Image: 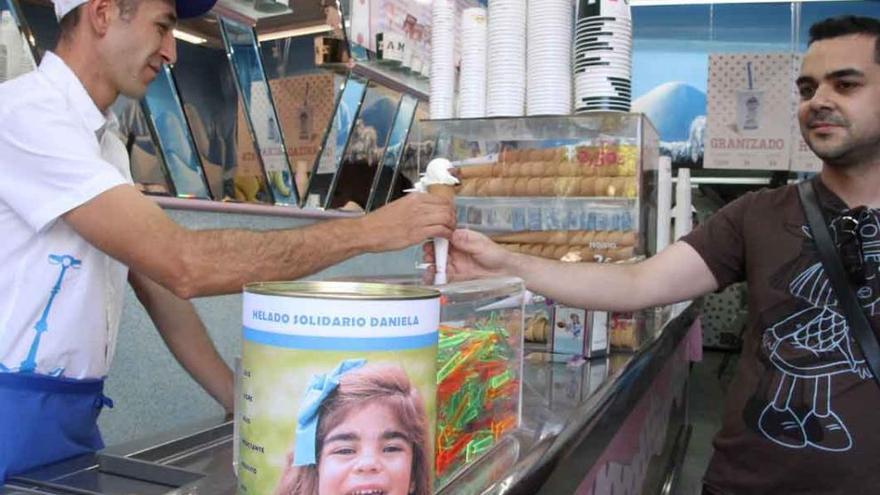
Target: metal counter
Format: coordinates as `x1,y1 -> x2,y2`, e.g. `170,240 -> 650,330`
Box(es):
2,303 -> 698,495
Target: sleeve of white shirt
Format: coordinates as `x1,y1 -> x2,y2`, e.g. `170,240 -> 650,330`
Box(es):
0,100 -> 128,233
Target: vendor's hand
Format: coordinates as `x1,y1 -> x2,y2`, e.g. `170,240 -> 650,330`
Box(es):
359,193 -> 455,252
423,229 -> 512,282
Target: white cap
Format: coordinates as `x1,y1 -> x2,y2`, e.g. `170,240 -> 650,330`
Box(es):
53,0 -> 217,22
54,0 -> 87,21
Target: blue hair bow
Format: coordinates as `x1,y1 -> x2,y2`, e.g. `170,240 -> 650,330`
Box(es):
293,358 -> 367,466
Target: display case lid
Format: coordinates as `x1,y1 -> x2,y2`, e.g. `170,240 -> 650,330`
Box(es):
330,275 -> 525,305
420,114 -> 657,142
244,280 -> 440,300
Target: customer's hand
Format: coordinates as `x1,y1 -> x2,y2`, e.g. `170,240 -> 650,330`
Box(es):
423,229 -> 513,282
359,193 -> 456,252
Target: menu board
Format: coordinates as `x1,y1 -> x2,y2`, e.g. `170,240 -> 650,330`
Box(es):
705,53 -> 795,171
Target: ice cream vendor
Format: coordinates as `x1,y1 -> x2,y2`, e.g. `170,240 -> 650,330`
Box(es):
0,0 -> 455,481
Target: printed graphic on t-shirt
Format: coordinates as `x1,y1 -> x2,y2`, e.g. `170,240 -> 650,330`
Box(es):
0,254 -> 79,376
755,210 -> 880,452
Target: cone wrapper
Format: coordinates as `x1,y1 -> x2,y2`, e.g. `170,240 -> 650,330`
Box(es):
426,184 -> 454,284
433,237 -> 449,285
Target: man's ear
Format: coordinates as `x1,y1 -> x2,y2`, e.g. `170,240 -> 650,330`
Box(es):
83,0 -> 116,36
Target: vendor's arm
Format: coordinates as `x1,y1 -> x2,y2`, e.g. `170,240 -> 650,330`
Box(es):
0,95 -> 452,300
64,186 -> 454,298
128,270 -> 234,412
440,229 -> 719,312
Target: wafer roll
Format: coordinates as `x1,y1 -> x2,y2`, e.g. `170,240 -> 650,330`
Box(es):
595,177 -> 613,196
507,162 -> 522,177
487,178 -> 505,196
579,177 -> 595,196
539,178 -> 555,196
458,179 -> 477,196
476,178 -> 491,196
502,178 -> 516,196
463,164 -> 495,178
526,178 -> 541,196
554,178 -> 578,197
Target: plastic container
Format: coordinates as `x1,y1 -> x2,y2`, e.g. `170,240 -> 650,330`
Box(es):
330,276 -> 526,487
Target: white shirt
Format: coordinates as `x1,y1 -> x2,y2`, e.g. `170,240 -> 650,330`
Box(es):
0,52 -> 132,379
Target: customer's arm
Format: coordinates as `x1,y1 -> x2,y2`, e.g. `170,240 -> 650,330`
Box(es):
439,229 -> 719,312
128,270 -> 234,412
63,185 -> 455,299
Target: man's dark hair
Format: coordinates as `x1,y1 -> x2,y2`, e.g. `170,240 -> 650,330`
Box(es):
808,15 -> 880,64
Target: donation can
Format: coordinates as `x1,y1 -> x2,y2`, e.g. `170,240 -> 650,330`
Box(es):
238,281 -> 440,495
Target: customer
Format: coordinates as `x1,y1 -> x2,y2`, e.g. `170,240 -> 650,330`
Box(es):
0,0 -> 454,481
432,15 -> 880,495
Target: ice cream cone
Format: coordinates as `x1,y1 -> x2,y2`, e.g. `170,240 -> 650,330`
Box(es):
458,179 -> 477,196
414,158 -> 459,285
427,183 -> 456,200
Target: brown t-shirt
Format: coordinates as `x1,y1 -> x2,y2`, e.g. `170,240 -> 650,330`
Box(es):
683,177 -> 880,495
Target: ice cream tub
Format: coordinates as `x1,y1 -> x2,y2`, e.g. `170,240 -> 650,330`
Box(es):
238,281 -> 440,495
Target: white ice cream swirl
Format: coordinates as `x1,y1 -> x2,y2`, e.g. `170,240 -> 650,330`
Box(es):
410,157 -> 460,192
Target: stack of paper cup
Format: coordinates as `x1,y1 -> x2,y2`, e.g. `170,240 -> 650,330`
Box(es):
487,0 -> 527,117
526,0 -> 573,116
431,0 -> 456,119
574,0 -> 633,113
459,7 -> 488,119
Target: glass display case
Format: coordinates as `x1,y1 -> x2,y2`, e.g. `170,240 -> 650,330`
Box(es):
416,114 -> 660,258
330,275 -> 525,489
431,277 -> 523,487
414,114 -> 660,352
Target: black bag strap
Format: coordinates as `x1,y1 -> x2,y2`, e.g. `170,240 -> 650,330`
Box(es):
797,180 -> 880,388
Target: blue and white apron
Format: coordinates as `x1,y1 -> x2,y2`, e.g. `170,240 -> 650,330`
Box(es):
0,372 -> 112,482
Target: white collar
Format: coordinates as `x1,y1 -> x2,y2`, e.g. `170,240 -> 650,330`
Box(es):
38,51 -> 112,135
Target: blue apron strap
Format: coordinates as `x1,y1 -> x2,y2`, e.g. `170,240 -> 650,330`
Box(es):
0,372 -> 110,482
95,393 -> 114,409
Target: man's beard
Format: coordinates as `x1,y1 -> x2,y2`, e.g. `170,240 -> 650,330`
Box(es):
803,109 -> 854,166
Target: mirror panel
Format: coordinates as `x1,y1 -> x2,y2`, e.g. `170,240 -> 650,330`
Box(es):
326,82 -> 402,211
221,17 -> 297,205
111,97 -> 175,195
260,35 -> 339,201
367,94 -> 418,211
303,74 -> 367,209
142,66 -> 212,199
